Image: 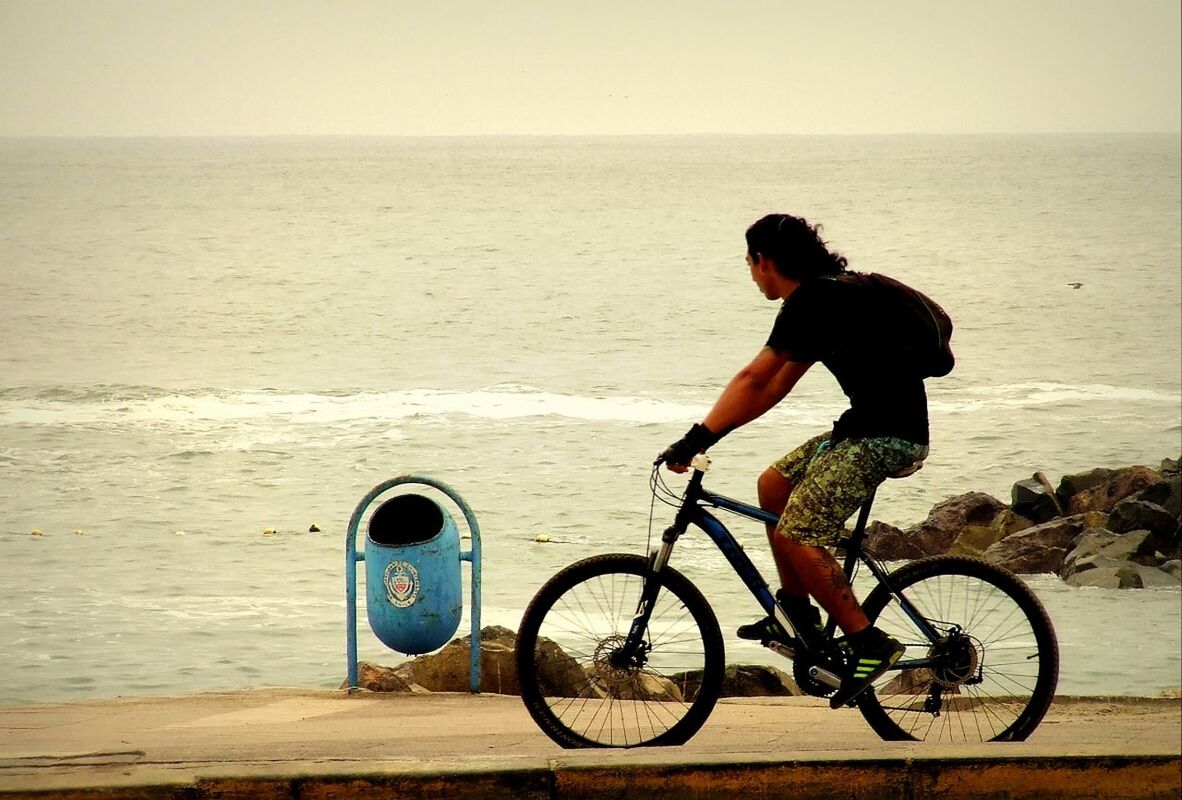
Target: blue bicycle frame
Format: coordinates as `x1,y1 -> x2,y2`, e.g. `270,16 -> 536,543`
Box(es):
626,458 -> 942,680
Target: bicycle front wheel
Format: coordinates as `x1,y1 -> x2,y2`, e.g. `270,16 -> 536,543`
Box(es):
515,553 -> 724,748
858,555 -> 1059,743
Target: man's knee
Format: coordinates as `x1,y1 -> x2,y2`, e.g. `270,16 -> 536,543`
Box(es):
758,468 -> 792,513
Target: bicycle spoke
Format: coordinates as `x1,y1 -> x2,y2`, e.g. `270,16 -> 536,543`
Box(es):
858,556 -> 1057,743
518,554 -> 722,748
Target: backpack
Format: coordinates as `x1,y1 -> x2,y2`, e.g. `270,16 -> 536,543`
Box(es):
836,271 -> 955,378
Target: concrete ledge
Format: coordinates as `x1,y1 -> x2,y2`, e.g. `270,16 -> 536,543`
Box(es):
552,754 -> 1181,800
1,754 -> 1178,800
2,692 -> 1178,799
911,756 -> 1182,800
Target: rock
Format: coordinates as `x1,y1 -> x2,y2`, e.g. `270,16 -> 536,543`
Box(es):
983,513 -> 1103,574
1162,457 -> 1180,476
1108,498 -> 1181,560
1062,556 -> 1180,588
1134,564 -> 1182,588
1153,523 -> 1182,562
1061,530 -> 1179,587
673,664 -> 801,702
948,508 -> 1036,557
948,525 -> 1008,557
1011,475 -> 1061,524
867,492 -> 1007,560
384,627 -> 812,702
529,636 -> 590,698
718,664 -> 800,698
1162,560 -> 1182,580
992,544 -> 1068,576
1067,553 -> 1143,577
388,625 -> 678,698
1108,499 -> 1178,537
1064,466 -> 1161,515
1134,475 -> 1181,519
1061,527 -> 1121,576
588,669 -> 683,702
1093,530 -> 1160,566
881,667 -> 959,695
993,508 -> 1037,537
395,625 -> 524,695
863,520 -> 914,560
345,661 -> 418,693
1065,565 -> 1144,589
1055,468 -> 1115,503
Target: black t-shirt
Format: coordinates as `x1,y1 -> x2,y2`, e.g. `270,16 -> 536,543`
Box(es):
765,276 -> 929,445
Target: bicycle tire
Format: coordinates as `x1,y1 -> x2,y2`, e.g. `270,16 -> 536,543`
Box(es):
857,554 -> 1059,742
515,553 -> 725,748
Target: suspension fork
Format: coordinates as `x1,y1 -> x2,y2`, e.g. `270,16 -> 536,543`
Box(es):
621,526 -> 675,653
622,469 -> 705,653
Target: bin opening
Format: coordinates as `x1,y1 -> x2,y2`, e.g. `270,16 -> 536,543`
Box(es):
368,494 -> 446,546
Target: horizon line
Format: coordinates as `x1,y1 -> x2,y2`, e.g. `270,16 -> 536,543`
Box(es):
2,130 -> 1180,140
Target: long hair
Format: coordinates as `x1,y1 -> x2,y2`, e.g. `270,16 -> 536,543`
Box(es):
745,214 -> 848,280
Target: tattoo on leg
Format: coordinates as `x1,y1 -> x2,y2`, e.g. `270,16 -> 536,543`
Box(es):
813,553 -> 852,593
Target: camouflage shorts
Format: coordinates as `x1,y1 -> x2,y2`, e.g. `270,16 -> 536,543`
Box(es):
770,432 -> 929,546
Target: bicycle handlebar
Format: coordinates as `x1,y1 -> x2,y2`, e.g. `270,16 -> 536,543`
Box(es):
652,452 -> 713,472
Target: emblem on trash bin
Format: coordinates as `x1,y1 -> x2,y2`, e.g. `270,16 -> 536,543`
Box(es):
383,561 -> 420,608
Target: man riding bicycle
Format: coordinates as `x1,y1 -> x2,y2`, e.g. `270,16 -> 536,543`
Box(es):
659,213 -> 933,708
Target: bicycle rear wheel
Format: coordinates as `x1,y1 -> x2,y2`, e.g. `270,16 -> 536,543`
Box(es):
858,555 -> 1058,742
515,553 -> 724,748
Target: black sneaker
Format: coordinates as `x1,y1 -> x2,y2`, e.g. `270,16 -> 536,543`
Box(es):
736,615 -> 793,644
828,628 -> 905,709
737,594 -> 823,646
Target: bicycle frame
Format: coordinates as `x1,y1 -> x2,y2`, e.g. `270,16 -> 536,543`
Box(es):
627,459 -> 943,680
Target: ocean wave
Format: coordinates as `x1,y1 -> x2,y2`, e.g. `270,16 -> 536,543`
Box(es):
930,381 -> 1181,413
0,384 -> 711,427
1,380 -> 1177,431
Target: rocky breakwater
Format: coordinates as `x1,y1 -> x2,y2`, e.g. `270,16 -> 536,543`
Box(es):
866,457 -> 1182,588
346,624 -> 802,696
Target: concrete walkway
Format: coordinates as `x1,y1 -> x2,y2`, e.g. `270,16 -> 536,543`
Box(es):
0,690 -> 1178,798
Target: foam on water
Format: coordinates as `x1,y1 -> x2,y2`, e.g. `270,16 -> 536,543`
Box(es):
4,380 -> 1177,430
0,384 -> 708,427
932,382 -> 1182,411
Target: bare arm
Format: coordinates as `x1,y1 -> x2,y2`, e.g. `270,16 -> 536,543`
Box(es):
702,348 -> 813,435
659,349 -> 813,471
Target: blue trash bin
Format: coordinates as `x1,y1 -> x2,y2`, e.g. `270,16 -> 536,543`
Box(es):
364,493 -> 462,655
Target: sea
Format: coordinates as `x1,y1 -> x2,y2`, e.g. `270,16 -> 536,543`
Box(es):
1,134 -> 1179,705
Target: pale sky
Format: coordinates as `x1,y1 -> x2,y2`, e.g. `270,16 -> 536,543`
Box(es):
1,0 -> 1179,136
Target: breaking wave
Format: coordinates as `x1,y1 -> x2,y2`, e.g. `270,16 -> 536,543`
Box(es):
0,384 -> 709,427
1,380 -> 1176,431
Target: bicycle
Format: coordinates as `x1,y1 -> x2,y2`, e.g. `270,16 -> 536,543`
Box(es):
515,454 -> 1059,748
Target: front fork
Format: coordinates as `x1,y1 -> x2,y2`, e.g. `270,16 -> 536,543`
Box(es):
624,463 -> 708,655
621,528 -> 677,658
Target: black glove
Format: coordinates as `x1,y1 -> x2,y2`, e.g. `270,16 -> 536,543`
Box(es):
655,423 -> 723,467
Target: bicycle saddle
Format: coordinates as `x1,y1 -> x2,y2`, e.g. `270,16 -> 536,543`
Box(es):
888,461 -> 924,479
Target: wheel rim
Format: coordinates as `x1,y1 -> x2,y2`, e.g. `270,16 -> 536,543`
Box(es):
526,569 -> 711,747
866,571 -> 1051,742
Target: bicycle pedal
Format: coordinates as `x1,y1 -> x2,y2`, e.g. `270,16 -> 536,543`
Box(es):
764,639 -> 797,659
808,665 -> 843,690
